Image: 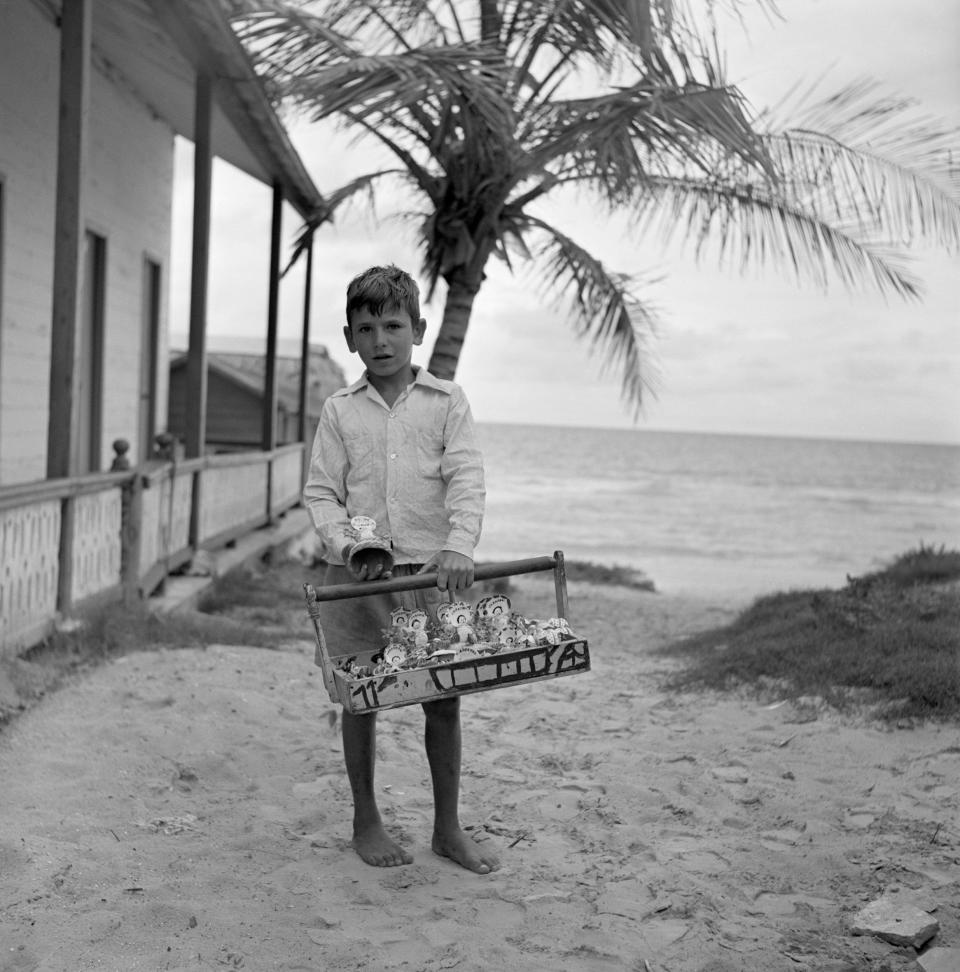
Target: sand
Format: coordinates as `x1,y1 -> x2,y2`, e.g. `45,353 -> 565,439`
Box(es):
1,576 -> 958,972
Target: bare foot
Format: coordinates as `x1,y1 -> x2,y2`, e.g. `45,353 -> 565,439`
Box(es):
432,828 -> 500,874
353,822 -> 413,867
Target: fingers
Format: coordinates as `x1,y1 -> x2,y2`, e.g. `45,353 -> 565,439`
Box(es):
426,554 -> 475,593
350,557 -> 392,582
355,557 -> 470,589
438,566 -> 473,594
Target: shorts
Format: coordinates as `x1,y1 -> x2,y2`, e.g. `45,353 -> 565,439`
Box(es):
315,563 -> 447,668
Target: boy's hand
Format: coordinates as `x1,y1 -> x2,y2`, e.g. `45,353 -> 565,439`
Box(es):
418,551 -> 475,593
341,543 -> 393,582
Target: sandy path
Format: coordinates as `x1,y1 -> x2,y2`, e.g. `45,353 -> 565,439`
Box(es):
1,578 -> 957,971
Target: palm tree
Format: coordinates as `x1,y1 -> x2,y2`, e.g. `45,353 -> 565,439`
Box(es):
230,0 -> 959,415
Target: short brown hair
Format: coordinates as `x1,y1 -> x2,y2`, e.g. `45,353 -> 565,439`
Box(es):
345,265 -> 421,328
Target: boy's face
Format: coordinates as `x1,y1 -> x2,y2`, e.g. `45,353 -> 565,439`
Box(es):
344,303 -> 426,381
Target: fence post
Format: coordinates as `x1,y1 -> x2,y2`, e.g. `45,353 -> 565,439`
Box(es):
113,439 -> 142,604
57,494 -> 76,618
120,477 -> 143,604
266,450 -> 276,526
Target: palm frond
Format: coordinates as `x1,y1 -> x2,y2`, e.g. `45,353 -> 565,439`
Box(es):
235,6 -> 514,137
233,5 -> 356,81
630,175 -> 923,298
232,0 -> 459,59
523,74 -> 773,195
281,170 -> 398,276
527,216 -> 661,414
757,79 -> 960,250
504,0 -> 680,69
293,0 -> 468,48
275,45 -> 513,137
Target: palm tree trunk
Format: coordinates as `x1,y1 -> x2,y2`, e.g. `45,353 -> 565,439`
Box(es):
427,266 -> 484,380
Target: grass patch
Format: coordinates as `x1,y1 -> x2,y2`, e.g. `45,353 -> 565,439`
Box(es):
561,560 -> 655,592
470,558 -> 655,595
658,545 -> 960,722
197,548 -> 320,620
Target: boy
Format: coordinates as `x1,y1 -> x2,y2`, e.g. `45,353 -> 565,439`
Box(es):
303,265 -> 498,874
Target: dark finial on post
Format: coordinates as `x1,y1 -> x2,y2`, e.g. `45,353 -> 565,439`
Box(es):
111,438 -> 131,470
154,432 -> 175,461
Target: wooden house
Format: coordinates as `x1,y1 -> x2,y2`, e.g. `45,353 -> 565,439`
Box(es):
0,0 -> 329,655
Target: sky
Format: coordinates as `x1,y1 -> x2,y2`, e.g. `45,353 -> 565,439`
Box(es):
169,0 -> 960,445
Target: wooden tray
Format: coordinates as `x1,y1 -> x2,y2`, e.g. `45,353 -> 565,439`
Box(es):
304,552 -> 590,713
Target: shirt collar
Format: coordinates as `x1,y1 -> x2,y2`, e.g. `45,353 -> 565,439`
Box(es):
340,366 -> 451,398
410,366 -> 452,394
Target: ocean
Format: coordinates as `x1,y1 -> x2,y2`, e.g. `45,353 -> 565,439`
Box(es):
472,423 -> 960,598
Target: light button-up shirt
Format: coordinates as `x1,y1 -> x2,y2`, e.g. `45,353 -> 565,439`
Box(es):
303,368 -> 485,565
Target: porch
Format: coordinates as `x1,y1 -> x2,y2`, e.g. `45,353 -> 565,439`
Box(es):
0,442 -> 312,658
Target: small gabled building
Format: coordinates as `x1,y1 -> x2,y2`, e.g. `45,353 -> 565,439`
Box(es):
169,348 -> 346,452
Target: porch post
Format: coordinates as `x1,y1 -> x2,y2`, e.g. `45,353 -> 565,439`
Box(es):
185,71 -> 214,462
297,232 -> 314,444
186,71 -> 214,550
263,184 -> 282,523
47,0 -> 92,480
48,0 -> 92,617
262,182 -> 282,453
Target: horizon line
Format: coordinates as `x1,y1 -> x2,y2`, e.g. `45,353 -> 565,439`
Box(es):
474,418 -> 960,450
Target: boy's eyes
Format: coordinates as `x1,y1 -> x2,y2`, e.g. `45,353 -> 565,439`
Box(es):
357,322 -> 403,333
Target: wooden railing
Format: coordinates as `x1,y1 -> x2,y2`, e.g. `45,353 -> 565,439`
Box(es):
0,442 -> 305,658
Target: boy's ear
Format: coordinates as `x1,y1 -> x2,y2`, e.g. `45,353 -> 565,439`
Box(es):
343,324 -> 357,353
412,317 -> 427,346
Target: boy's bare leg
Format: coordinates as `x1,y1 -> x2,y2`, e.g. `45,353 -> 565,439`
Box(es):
341,710 -> 412,866
423,697 -> 500,874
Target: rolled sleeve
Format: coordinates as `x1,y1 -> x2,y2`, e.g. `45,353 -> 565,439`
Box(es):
302,403 -> 354,563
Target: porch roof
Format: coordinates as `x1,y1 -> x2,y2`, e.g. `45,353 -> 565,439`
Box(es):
81,0 -> 324,218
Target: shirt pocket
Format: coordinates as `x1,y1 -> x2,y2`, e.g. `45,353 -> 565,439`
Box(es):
416,427 -> 445,481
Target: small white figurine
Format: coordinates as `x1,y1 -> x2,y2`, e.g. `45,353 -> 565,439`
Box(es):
389,607 -> 412,629
345,515 -> 394,576
407,609 -> 430,647
475,594 -> 511,619
382,643 -> 406,668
